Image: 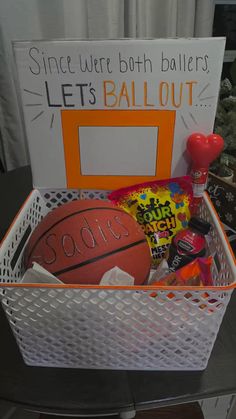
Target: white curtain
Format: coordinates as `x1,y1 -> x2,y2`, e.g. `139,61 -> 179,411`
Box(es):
0,0 -> 215,171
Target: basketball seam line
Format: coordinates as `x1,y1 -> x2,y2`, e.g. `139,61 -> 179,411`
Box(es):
52,239 -> 147,277
26,206 -> 129,261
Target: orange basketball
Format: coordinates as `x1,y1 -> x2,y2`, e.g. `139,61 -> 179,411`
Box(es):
24,200 -> 151,285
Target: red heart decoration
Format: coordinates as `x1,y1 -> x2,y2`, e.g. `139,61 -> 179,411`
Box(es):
187,133 -> 224,167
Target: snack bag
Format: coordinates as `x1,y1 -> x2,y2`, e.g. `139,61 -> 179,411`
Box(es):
150,256 -> 213,301
109,177 -> 192,265
154,257 -> 213,287
149,256 -> 213,286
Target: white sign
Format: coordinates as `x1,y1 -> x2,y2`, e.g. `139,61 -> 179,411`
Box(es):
13,38 -> 225,189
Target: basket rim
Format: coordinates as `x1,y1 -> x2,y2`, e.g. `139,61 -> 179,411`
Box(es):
0,281 -> 235,291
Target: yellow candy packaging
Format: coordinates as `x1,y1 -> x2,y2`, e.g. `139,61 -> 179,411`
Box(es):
109,177 -> 193,265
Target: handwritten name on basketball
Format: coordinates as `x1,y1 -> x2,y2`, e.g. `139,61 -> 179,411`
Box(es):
32,215 -> 130,265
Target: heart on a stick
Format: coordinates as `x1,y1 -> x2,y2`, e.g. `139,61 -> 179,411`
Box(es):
187,133 -> 224,167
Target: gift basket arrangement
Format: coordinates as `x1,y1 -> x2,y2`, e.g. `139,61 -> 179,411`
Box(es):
0,38 -> 235,370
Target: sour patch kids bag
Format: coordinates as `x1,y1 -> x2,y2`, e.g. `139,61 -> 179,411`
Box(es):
109,177 -> 193,265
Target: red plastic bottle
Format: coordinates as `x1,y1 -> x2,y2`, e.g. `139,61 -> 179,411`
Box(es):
167,217 -> 211,272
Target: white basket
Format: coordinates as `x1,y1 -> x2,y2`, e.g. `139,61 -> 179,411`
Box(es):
0,189 -> 235,370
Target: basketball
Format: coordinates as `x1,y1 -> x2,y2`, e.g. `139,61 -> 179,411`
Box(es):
24,200 -> 151,285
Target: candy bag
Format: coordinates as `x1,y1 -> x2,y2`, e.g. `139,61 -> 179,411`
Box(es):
109,177 -> 193,265
152,256 -> 213,287
149,257 -> 213,302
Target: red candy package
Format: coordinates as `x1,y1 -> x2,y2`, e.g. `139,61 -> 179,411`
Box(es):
109,177 -> 193,265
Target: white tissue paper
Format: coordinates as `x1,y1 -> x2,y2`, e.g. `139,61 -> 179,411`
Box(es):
99,266 -> 134,286
21,263 -> 134,286
21,262 -> 63,284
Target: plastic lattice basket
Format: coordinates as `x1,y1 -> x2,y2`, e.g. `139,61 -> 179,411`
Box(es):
0,189 -> 235,370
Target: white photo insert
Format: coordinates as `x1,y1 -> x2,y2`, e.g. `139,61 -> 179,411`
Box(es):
79,126 -> 158,176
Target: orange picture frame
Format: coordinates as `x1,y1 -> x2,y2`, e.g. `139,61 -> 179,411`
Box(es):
61,109 -> 176,190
